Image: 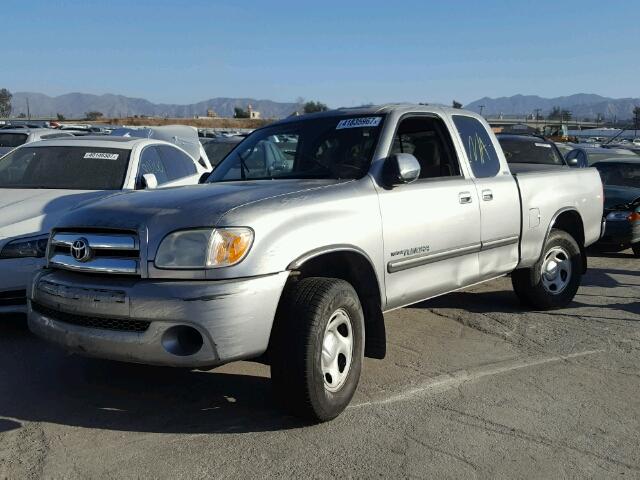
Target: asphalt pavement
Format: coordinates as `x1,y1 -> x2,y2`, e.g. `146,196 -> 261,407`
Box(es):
0,250 -> 638,479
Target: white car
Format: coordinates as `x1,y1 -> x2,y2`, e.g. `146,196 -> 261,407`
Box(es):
0,128 -> 75,156
0,134 -> 211,313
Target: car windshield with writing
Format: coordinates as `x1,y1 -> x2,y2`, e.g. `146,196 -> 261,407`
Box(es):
0,146 -> 131,189
208,115 -> 385,182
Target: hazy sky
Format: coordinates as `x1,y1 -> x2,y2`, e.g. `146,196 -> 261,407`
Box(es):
3,0 -> 638,107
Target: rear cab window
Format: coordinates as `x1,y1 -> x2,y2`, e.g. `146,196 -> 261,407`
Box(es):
452,115 -> 501,178
498,137 -> 565,165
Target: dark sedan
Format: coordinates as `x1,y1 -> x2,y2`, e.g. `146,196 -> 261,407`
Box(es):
593,159 -> 640,257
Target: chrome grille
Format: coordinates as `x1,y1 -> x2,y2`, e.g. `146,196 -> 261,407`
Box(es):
48,230 -> 140,275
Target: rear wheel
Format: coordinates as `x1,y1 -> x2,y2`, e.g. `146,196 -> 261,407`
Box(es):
512,229 -> 582,310
270,277 -> 364,422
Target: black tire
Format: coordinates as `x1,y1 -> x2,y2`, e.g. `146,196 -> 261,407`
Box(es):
511,229 -> 582,310
632,243 -> 640,258
270,277 -> 364,422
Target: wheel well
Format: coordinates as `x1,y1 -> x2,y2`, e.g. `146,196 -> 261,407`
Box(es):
284,251 -> 386,359
552,210 -> 587,273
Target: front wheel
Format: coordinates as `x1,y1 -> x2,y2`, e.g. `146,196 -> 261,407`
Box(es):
270,277 -> 364,422
512,229 -> 582,310
632,243 -> 640,258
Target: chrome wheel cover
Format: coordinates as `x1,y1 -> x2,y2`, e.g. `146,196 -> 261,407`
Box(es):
321,308 -> 353,392
541,246 -> 572,295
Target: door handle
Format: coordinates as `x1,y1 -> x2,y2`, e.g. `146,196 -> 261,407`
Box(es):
482,189 -> 493,201
458,192 -> 473,204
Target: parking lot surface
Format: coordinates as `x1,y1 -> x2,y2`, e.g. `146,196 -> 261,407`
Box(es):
1,251 -> 638,479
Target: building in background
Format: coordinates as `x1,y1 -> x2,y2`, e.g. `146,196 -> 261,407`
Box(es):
247,104 -> 261,119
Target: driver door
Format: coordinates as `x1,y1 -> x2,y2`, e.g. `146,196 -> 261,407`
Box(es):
377,115 -> 481,309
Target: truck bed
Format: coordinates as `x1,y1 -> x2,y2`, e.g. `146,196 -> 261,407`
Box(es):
513,167 -> 603,268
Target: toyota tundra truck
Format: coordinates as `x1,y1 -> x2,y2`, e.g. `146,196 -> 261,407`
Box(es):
27,105 -> 604,422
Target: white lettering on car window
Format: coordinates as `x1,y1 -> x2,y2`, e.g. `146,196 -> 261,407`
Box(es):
84,152 -> 119,160
336,117 -> 382,130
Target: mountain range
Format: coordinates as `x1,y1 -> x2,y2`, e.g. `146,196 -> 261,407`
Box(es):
9,92 -> 301,119
465,94 -> 640,120
6,91 -> 639,120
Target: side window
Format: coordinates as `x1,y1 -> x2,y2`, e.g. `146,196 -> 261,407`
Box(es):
138,146 -> 169,186
452,115 -> 501,178
157,145 -> 197,181
390,116 -> 461,179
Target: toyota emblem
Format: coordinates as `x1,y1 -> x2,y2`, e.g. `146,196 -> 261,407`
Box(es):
71,238 -> 92,262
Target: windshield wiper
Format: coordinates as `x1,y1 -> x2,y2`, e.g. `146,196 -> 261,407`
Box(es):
236,151 -> 251,180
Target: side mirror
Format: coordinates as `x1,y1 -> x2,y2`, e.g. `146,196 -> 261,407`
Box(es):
565,149 -> 588,168
141,173 -> 158,189
198,172 -> 210,184
382,153 -> 421,187
565,156 -> 579,167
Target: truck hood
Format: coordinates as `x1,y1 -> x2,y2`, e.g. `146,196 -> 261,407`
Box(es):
55,180 -> 346,233
0,189 -> 118,243
604,185 -> 640,210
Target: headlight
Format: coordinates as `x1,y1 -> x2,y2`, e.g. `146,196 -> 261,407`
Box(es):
0,235 -> 49,259
155,228 -> 253,269
606,211 -> 631,221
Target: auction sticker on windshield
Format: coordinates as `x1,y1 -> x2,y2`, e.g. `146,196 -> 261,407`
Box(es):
534,143 -> 552,148
336,117 -> 382,130
84,152 -> 120,160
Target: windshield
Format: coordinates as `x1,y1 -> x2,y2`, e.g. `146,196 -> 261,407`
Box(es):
594,162 -> 640,188
499,138 -> 564,165
203,141 -> 240,167
0,146 -> 131,189
208,115 -> 385,182
0,133 -> 28,148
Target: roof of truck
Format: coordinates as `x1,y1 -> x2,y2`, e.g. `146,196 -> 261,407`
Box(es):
274,104 -> 482,126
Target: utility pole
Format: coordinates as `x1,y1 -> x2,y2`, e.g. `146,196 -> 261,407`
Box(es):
479,105 -> 485,117
534,108 -> 541,132
26,97 -> 30,120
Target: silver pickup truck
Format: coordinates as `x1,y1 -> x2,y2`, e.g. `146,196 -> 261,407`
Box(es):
27,105 -> 604,422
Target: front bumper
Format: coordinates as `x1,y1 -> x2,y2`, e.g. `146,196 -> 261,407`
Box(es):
0,257 -> 46,314
28,269 -> 290,367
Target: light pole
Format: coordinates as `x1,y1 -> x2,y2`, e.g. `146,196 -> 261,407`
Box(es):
479,105 -> 485,117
